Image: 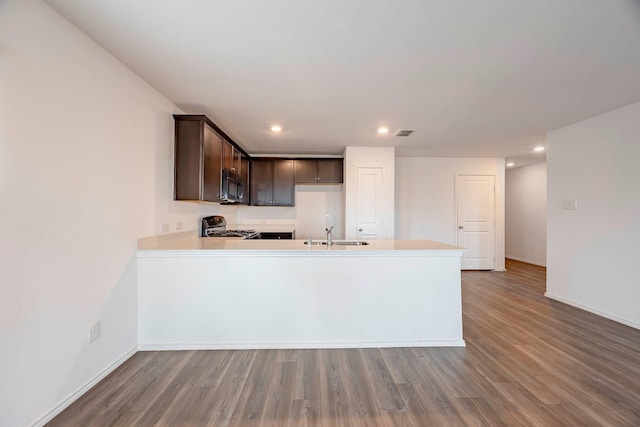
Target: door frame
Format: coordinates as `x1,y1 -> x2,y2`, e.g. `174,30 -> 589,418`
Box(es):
454,173 -> 497,270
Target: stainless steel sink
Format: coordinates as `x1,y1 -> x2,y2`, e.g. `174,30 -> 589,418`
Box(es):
304,240 -> 369,246
333,240 -> 369,245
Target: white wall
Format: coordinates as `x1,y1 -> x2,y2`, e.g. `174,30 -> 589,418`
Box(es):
292,185 -> 344,239
395,157 -> 506,271
547,101 -> 640,329
505,163 -> 547,266
0,1 -> 229,425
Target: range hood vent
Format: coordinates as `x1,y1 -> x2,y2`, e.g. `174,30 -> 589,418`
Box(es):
394,129 -> 415,137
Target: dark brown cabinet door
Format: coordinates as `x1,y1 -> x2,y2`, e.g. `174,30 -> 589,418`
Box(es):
293,158 -> 343,184
222,141 -> 233,170
174,119 -> 202,200
259,232 -> 294,239
250,159 -> 295,206
202,125 -> 223,201
273,159 -> 294,206
250,160 -> 273,206
294,159 -> 318,183
317,159 -> 343,183
234,150 -> 242,173
239,155 -> 250,204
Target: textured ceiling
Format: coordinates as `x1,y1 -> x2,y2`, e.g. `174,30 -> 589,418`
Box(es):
46,0 -> 640,167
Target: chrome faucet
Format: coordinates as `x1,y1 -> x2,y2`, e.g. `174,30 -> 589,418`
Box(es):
325,226 -> 334,246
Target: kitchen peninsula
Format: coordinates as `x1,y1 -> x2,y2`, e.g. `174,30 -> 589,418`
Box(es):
136,235 -> 465,350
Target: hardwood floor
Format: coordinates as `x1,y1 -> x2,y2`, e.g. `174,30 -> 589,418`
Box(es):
48,260 -> 640,426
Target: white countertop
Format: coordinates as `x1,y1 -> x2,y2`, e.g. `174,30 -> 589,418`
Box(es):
137,233 -> 464,257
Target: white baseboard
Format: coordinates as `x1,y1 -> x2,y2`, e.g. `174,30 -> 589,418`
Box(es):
30,346 -> 138,427
138,339 -> 466,351
545,292 -> 640,330
505,255 -> 546,267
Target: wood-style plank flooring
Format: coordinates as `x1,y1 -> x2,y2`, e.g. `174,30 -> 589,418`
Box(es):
48,260 -> 640,426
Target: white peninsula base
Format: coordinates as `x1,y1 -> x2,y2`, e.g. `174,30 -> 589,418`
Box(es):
137,239 -> 465,350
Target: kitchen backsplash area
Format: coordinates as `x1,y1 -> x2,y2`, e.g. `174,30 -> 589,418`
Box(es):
236,185 -> 344,239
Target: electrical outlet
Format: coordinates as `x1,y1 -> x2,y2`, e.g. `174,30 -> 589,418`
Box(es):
176,222 -> 183,230
161,223 -> 169,232
89,321 -> 101,343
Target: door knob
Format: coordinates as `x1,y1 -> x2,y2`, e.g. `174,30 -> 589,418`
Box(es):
358,228 -> 363,232
458,225 -> 464,229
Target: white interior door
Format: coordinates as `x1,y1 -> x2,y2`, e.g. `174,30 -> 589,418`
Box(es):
457,175 -> 495,270
356,167 -> 384,240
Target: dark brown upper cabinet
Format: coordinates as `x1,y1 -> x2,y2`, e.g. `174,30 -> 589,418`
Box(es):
250,158 -> 295,206
239,155 -> 250,204
222,139 -> 249,204
294,158 -> 343,184
222,141 -> 233,171
222,140 -> 243,173
174,115 -> 250,204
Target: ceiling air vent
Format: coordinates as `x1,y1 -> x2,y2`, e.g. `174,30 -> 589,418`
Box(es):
394,129 -> 415,137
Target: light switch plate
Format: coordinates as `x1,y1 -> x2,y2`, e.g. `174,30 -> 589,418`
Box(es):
562,200 -> 577,211
89,321 -> 101,343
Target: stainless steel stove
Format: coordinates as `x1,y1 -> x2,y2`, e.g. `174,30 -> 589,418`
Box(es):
201,215 -> 260,239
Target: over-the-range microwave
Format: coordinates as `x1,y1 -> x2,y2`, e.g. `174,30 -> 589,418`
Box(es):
220,168 -> 242,204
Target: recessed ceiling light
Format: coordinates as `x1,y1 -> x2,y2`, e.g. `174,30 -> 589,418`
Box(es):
377,126 -> 390,135
270,125 -> 282,132
506,162 -> 515,167
534,146 -> 545,152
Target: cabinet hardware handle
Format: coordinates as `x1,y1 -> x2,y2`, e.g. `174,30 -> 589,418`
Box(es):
458,225 -> 464,229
